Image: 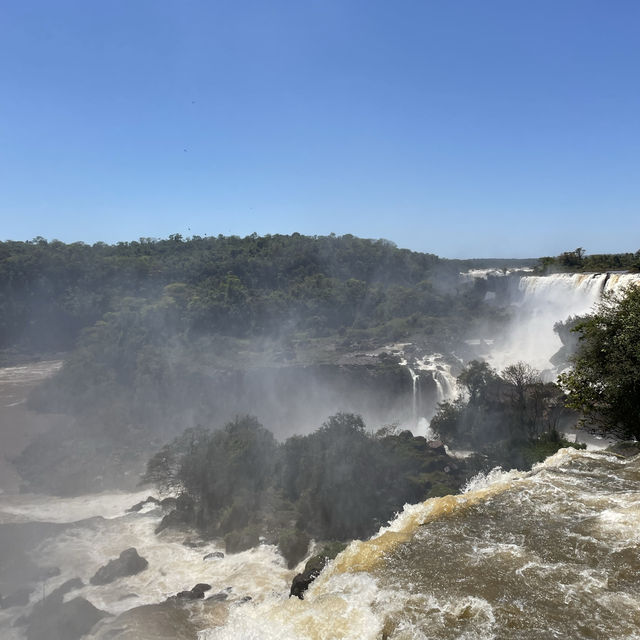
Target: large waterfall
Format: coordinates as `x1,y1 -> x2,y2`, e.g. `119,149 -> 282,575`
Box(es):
486,272 -> 640,374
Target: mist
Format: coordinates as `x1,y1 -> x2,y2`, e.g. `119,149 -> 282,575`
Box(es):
1,236 -> 639,640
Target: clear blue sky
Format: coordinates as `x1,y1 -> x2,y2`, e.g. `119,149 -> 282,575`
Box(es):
1,1 -> 639,258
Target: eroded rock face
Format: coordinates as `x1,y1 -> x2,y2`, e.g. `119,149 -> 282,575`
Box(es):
90,548 -> 148,585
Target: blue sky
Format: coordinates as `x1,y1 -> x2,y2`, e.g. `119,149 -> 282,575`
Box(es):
1,1 -> 639,258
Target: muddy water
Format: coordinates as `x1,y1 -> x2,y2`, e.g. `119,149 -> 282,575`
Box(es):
204,449 -> 640,640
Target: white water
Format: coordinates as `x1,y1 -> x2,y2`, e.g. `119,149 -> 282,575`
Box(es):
398,354 -> 458,438
200,448 -> 640,640
0,492 -> 294,640
488,272 -> 640,374
3,272 -> 640,639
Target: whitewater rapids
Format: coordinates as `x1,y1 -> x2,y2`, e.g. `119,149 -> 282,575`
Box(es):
2,448 -> 637,639
202,448 -> 640,640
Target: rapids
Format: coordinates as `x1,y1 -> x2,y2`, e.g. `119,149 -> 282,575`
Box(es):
202,448 -> 640,640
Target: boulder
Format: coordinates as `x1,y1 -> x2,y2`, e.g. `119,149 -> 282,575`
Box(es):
25,596 -> 106,640
155,495 -> 195,533
169,583 -> 210,601
203,551 -> 224,560
289,542 -> 347,599
90,548 -> 148,585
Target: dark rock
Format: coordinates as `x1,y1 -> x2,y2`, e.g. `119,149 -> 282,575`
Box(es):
126,496 -> 159,512
118,593 -> 139,601
1,586 -> 33,608
237,596 -> 252,604
203,551 -> 224,560
25,596 -> 106,640
90,548 -> 148,585
173,590 -> 202,600
192,583 -> 211,593
155,495 -> 195,534
289,543 -> 347,599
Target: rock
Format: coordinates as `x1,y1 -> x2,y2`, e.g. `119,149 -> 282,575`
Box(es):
167,584 -> 211,601
289,542 -> 347,599
25,596 -> 106,640
90,548 -> 148,585
172,590 -> 203,600
155,495 -> 195,533
203,551 -> 224,560
126,496 -> 159,512
1,586 -> 33,608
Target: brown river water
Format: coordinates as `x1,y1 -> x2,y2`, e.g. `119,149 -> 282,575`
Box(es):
0,361 -> 638,639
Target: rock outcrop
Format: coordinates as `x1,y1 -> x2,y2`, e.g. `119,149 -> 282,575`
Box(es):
90,548 -> 148,585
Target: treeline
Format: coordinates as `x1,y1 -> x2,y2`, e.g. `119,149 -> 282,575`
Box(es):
538,247 -> 640,274
143,412 -> 468,566
0,233 -> 521,354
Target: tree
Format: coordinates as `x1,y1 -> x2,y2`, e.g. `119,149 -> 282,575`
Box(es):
458,360 -> 500,404
558,285 -> 640,439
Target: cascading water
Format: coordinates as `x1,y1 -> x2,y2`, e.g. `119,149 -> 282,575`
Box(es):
486,272 -> 640,374
398,354 -> 458,438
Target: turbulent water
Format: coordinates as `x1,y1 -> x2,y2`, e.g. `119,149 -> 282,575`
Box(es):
203,449 -> 640,640
2,272 -> 640,639
1,448 -> 638,639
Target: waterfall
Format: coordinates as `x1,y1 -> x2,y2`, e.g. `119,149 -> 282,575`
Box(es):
487,272 -> 640,374
409,368 -> 419,425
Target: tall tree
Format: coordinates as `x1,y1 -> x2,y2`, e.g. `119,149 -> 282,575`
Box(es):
558,285 -> 640,439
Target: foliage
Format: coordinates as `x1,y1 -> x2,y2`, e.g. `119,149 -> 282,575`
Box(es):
558,285 -> 640,439
537,248 -> 640,274
144,413 -> 465,543
431,360 -> 569,468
